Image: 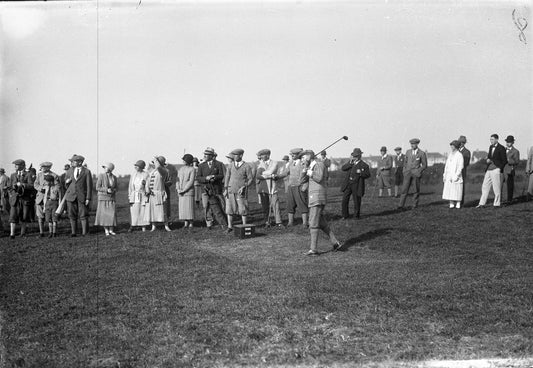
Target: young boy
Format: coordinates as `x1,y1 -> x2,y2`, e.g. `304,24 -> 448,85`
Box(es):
44,174 -> 61,237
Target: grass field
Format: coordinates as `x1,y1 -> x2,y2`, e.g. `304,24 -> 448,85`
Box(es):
1,177 -> 532,367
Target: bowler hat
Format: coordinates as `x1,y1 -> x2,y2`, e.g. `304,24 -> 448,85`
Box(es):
12,159 -> 25,166
182,154 -> 194,165
394,147 -> 402,151
134,160 -> 146,169
257,149 -> 271,156
505,135 -> 515,143
69,154 -> 85,162
40,162 -> 53,168
282,155 -> 289,161
230,148 -> 244,156
351,148 -> 363,157
458,135 -> 467,144
203,147 -> 215,156
102,162 -> 115,171
290,148 -> 303,155
409,138 -> 420,144
380,146 -> 387,152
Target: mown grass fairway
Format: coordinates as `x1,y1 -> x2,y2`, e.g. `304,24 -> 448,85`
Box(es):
1,183 -> 532,367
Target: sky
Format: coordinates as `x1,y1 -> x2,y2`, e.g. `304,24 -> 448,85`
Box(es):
1,0 -> 531,175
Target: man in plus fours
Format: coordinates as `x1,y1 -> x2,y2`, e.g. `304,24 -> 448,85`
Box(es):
301,150 -> 342,256
34,162 -> 60,237
196,147 -> 227,230
64,155 -> 93,236
341,148 -> 371,219
278,148 -> 309,228
256,149 -> 283,228
476,134 -> 507,208
8,159 -> 36,239
224,148 -> 254,233
398,138 -> 428,210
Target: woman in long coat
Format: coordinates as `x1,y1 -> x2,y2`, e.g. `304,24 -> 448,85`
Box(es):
144,156 -> 171,231
176,154 -> 196,228
95,163 -> 118,235
442,140 -> 464,209
128,160 -> 149,232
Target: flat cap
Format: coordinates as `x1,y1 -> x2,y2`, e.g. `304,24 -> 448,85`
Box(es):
230,148 -> 244,155
225,153 -> 234,160
257,149 -> 271,156
380,146 -> 387,152
40,161 -> 53,167
0,168 -> 5,173
282,155 -> 289,161
203,147 -> 215,155
300,149 -> 315,158
394,147 -> 402,151
458,135 -> 467,144
69,154 -> 85,162
290,148 -> 303,155
351,148 -> 363,157
12,159 -> 26,166
409,138 -> 420,144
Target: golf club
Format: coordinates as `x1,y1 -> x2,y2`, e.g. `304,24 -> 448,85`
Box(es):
317,136 -> 349,154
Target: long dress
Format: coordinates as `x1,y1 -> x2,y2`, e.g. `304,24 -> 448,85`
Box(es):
442,150 -> 464,201
95,173 -> 117,226
128,170 -> 149,226
144,167 -> 168,223
177,165 -> 195,220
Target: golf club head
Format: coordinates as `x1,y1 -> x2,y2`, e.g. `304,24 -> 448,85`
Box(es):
343,136 -> 349,140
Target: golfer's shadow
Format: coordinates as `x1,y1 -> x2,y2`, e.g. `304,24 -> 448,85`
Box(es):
340,227 -> 393,251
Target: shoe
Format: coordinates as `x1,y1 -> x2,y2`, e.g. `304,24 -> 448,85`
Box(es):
188,223 -> 193,228
105,233 -> 110,236
164,226 -> 172,232
306,250 -> 320,256
70,234 -> 77,237
333,241 -> 344,252
276,223 -> 285,228
39,233 -> 45,238
475,204 -> 485,209
226,228 -> 233,234
10,235 -> 15,240
109,231 -> 116,236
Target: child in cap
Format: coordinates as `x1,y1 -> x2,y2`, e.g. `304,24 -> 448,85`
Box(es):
44,174 -> 61,237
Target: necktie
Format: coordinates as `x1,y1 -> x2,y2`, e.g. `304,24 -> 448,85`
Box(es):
76,168 -> 80,180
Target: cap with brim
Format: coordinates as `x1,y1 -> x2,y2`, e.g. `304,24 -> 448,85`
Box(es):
351,148 -> 363,157
134,160 -> 146,169
225,153 -> 234,160
69,155 -> 85,162
203,147 -> 215,155
230,148 -> 244,156
0,168 -> 5,173
505,135 -> 515,143
380,146 -> 387,152
290,148 -> 303,155
409,138 -> 420,144
394,147 -> 402,151
282,155 -> 289,161
257,149 -> 271,156
300,149 -> 315,158
102,163 -> 115,171
12,159 -> 25,166
458,135 -> 467,144
40,162 -> 53,167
